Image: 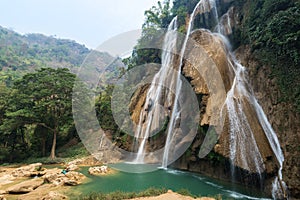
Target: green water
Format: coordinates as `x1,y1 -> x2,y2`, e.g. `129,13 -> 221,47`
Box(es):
75,163 -> 271,200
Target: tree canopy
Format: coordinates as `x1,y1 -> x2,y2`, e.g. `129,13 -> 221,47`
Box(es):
0,68 -> 76,161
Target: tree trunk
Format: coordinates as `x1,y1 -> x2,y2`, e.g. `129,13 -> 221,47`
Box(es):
42,136 -> 46,157
50,130 -> 57,159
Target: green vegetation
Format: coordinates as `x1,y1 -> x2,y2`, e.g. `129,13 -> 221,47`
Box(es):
235,0 -> 300,112
0,26 -> 90,86
79,187 -> 168,200
23,142 -> 89,164
126,0 -> 199,69
176,188 -> 195,197
0,0 -> 298,167
0,68 -> 76,162
129,0 -> 300,113
0,27 -> 123,164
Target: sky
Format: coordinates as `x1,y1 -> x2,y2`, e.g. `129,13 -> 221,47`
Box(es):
0,0 -> 159,49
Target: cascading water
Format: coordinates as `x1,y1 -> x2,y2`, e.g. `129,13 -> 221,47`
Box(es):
216,7 -> 287,199
224,59 -> 265,178
133,0 -> 287,197
162,0 -> 219,168
134,17 -> 178,163
253,98 -> 287,199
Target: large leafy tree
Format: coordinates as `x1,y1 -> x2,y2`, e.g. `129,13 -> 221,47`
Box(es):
2,68 -> 76,159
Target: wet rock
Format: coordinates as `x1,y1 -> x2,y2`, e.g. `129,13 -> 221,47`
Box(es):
7,178 -> 44,194
236,45 -> 300,197
129,84 -> 150,125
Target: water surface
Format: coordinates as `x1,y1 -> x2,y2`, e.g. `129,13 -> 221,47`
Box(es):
76,163 -> 271,200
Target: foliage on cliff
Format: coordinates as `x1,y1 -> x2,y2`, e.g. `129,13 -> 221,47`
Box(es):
235,0 -> 300,112
128,0 -> 300,113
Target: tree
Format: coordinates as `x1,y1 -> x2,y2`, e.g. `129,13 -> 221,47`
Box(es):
7,68 -> 76,159
0,86 -> 29,162
143,0 -> 172,29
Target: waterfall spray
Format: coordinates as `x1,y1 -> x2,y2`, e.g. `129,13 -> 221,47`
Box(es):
134,17 -> 178,163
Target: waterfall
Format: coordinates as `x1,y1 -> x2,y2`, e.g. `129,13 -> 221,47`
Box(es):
133,17 -> 178,163
132,0 -> 287,197
224,59 -> 265,178
223,45 -> 287,199
216,5 -> 287,199
162,0 -> 219,168
253,98 -> 287,199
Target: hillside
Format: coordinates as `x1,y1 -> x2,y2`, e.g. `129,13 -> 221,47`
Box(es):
0,26 -> 91,85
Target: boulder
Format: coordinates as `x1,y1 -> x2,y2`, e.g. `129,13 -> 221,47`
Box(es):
64,180 -> 78,186
0,195 -> 6,200
41,191 -> 68,200
66,159 -> 83,166
65,164 -> 78,171
67,156 -> 103,166
43,168 -> 85,186
88,165 -> 108,175
0,174 -> 15,186
7,178 -> 44,194
11,163 -> 43,177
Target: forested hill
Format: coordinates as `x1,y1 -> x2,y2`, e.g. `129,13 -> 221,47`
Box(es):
0,26 -> 91,85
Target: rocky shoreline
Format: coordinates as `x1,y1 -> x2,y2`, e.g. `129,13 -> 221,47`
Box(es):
0,156 -> 219,200
0,157 -> 113,200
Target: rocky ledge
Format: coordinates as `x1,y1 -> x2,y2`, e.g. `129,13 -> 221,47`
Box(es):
0,162 -> 86,200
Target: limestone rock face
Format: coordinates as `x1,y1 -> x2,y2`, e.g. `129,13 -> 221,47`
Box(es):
235,45 -> 300,198
129,84 -> 150,125
180,28 -> 281,176
183,29 -> 233,126
7,178 -> 44,194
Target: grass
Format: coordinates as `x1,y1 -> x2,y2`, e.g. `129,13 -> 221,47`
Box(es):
56,142 -> 90,161
176,188 -> 196,197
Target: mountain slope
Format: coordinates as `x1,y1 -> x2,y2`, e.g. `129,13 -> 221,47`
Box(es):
0,26 -> 91,85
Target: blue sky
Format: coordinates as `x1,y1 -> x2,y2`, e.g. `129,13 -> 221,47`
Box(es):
0,0 -> 159,49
